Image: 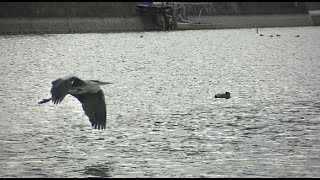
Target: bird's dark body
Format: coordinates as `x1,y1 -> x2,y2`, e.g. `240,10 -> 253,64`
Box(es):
215,92 -> 231,99
51,76 -> 78,104
39,76 -> 110,130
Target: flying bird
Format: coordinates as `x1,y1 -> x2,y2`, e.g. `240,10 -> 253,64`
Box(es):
38,75 -> 112,130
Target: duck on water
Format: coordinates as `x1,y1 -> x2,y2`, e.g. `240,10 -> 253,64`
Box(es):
215,92 -> 231,99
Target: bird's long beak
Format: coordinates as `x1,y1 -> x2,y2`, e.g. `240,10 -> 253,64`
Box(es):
99,81 -> 113,85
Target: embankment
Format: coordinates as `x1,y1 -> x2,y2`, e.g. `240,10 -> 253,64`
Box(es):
179,14 -> 314,30
0,14 -> 315,35
0,2 -> 318,34
0,17 -> 146,34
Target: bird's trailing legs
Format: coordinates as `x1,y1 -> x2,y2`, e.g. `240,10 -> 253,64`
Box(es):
38,98 -> 52,104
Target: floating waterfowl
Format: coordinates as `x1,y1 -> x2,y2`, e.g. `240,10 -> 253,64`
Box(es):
215,92 -> 231,99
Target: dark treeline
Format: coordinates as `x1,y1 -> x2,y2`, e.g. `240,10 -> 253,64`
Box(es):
0,2 -> 315,18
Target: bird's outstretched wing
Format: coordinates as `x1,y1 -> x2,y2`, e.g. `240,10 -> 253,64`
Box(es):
50,76 -> 84,104
71,90 -> 107,130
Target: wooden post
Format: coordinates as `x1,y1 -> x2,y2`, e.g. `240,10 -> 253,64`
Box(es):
172,5 -> 177,30
197,10 -> 202,23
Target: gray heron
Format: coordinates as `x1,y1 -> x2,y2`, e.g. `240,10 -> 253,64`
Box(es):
38,75 -> 112,130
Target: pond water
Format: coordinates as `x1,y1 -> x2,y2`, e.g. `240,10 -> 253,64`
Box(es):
0,26 -> 320,178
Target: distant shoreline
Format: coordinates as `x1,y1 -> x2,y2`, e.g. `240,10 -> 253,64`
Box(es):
0,14 -> 316,35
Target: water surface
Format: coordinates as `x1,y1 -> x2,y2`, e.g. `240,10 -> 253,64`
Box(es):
0,27 -> 320,178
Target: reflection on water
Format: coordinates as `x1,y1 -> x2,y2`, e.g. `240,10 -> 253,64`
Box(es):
0,26 -> 320,178
83,162 -> 113,178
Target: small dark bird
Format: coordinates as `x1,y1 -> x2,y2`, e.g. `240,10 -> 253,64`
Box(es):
276,34 -> 281,37
295,35 -> 300,37
38,75 -> 112,130
215,92 -> 231,99
259,34 -> 264,36
269,35 -> 273,37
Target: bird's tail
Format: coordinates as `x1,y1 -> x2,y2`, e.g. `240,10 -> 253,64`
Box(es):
38,98 -> 52,104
